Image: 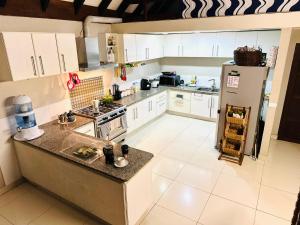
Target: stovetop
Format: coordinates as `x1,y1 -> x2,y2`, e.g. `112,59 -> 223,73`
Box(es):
74,102 -> 126,119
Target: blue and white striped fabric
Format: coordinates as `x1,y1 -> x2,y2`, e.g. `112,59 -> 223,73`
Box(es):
181,0 -> 300,19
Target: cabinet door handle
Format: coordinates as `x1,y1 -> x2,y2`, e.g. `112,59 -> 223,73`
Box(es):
61,54 -> 66,72
148,101 -> 151,112
31,56 -> 37,76
212,45 -> 215,57
217,45 -> 219,57
136,108 -> 138,119
178,45 -> 180,56
182,45 -> 184,56
39,56 -> 45,75
125,49 -> 128,62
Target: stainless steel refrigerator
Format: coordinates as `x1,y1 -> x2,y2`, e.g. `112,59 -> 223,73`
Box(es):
216,63 -> 269,156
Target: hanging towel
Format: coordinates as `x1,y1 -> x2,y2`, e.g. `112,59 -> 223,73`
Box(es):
120,114 -> 128,129
99,123 -> 111,140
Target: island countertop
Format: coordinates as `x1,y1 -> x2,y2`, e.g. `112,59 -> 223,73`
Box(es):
14,116 -> 153,183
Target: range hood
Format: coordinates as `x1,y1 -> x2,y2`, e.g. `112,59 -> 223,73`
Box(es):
77,16 -> 122,71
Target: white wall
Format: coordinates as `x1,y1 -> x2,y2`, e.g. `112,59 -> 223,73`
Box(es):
160,57 -> 231,88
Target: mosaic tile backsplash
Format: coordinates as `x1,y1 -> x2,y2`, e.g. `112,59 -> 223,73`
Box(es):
70,76 -> 104,110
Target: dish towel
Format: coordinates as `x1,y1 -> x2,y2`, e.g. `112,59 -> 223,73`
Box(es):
120,114 -> 128,129
99,123 -> 111,140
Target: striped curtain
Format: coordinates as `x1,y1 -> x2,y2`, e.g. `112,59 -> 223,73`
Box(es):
181,0 -> 300,19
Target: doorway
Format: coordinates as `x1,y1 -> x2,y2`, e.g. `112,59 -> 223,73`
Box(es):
278,43 -> 300,143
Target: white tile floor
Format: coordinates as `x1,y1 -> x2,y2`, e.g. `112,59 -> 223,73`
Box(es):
0,114 -> 299,225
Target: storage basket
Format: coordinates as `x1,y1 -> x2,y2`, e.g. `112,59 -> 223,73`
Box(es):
234,50 -> 262,66
224,125 -> 245,141
222,139 -> 242,157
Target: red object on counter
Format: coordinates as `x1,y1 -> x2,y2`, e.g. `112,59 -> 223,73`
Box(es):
121,66 -> 127,81
67,72 -> 81,91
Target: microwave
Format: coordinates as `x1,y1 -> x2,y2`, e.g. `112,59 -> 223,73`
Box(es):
159,75 -> 181,86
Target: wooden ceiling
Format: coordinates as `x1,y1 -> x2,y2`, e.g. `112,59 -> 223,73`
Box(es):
0,0 -> 181,22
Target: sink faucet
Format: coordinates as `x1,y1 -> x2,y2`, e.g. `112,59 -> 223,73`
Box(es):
208,79 -> 216,91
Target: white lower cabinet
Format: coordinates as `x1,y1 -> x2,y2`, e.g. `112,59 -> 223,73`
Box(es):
74,122 -> 95,137
168,91 -> 191,114
191,93 -> 211,117
190,93 -> 219,119
156,91 -> 168,116
210,95 -> 219,119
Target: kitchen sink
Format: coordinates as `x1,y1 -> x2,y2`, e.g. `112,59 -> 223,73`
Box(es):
197,87 -> 220,93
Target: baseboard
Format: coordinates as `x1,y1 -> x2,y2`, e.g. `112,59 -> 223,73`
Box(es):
0,178 -> 25,196
167,110 -> 217,122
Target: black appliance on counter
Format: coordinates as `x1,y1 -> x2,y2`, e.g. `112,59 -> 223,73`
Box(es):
112,84 -> 122,100
140,79 -> 151,90
159,72 -> 181,86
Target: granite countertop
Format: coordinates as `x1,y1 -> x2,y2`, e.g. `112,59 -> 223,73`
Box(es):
16,116 -> 153,183
115,86 -> 219,106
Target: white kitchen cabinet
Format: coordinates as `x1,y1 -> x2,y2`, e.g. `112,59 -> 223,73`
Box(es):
235,31 -> 258,48
56,33 -> 79,73
215,32 -> 236,57
74,122 -> 95,137
150,35 -> 163,59
190,93 -> 211,118
256,30 -> 280,56
210,95 -> 219,119
163,34 -> 182,57
181,34 -> 201,57
136,34 -> 149,61
156,91 -> 168,116
168,91 -> 191,114
198,33 -> 217,57
31,33 -> 61,77
0,32 -> 39,81
119,34 -> 137,63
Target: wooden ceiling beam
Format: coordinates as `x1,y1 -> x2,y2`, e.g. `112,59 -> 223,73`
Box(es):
73,0 -> 85,14
98,0 -> 112,15
117,0 -> 135,17
40,0 -> 50,12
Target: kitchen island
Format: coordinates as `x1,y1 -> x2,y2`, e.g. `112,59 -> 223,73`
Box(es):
14,116 -> 154,225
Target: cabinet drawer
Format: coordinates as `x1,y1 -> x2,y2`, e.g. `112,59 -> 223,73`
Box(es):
74,122 -> 95,137
156,91 -> 167,102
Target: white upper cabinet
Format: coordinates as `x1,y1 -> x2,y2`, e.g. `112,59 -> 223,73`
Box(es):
0,32 -> 39,81
215,32 -> 236,57
181,34 -> 201,57
121,34 -> 137,63
150,35 -> 163,59
198,33 -> 217,57
136,34 -> 148,61
31,33 -> 61,77
235,31 -> 258,48
56,33 -> 79,73
256,30 -> 280,56
163,34 -> 182,57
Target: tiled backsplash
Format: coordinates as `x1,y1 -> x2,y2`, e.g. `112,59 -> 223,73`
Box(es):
70,76 -> 104,110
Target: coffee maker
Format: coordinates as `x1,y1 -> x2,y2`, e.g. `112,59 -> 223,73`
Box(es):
13,95 -> 44,141
112,84 -> 122,100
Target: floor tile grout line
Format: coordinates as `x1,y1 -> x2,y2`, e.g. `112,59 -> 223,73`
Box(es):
196,167 -> 223,224
157,203 -> 199,223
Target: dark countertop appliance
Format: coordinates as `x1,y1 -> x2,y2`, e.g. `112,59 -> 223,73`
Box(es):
159,72 -> 181,87
141,79 -> 151,90
112,84 -> 122,101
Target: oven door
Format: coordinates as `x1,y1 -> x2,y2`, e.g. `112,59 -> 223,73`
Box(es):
97,114 -> 127,142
